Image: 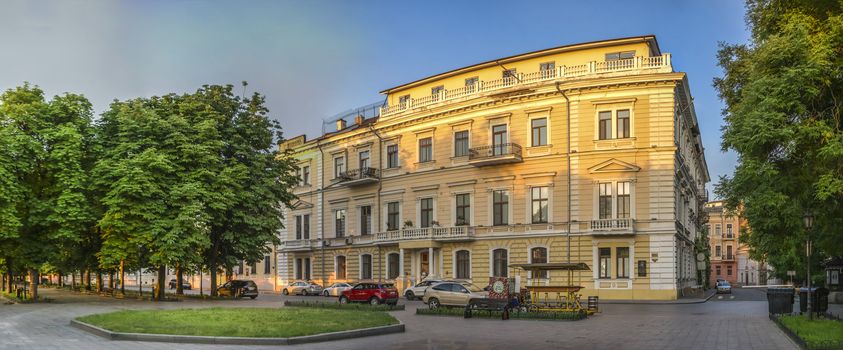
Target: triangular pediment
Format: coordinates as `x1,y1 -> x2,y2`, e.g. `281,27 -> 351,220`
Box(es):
588,158 -> 641,174
290,199 -> 313,210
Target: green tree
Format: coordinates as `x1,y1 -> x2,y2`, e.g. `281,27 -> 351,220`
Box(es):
715,0 -> 843,282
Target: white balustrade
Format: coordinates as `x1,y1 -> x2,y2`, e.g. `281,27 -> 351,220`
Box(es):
590,218 -> 633,231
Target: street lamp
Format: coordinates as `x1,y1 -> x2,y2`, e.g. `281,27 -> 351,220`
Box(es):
803,210 -> 813,320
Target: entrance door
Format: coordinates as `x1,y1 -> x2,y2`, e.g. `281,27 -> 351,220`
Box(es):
420,251 -> 430,278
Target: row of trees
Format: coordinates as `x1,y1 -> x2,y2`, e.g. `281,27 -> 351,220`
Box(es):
715,0 -> 843,282
0,83 -> 299,299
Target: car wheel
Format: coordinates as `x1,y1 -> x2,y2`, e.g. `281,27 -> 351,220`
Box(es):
339,296 -> 349,304
323,290 -> 330,297
250,296 -> 257,300
428,298 -> 440,309
369,297 -> 381,305
302,290 -> 308,296
405,291 -> 415,300
282,289 -> 289,295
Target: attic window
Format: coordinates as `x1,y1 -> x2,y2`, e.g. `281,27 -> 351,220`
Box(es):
605,51 -> 635,61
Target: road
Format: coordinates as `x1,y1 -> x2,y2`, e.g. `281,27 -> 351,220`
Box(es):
0,287 -> 797,350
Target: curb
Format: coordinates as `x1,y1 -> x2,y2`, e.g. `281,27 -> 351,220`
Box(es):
70,319 -> 404,345
601,290 -> 716,305
768,314 -> 806,350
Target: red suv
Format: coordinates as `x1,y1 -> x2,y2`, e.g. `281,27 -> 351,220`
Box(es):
339,282 -> 399,305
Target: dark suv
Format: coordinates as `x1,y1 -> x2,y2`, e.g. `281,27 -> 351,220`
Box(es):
339,283 -> 399,305
216,280 -> 259,299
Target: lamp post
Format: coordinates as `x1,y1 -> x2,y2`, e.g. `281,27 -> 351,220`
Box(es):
803,210 -> 813,320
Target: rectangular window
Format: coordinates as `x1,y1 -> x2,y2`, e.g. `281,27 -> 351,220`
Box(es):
304,258 -> 310,280
336,256 -> 346,280
503,68 -> 517,81
617,247 -> 630,278
302,214 -> 310,239
399,94 -> 410,107
531,248 -> 548,279
531,187 -> 549,224
335,209 -> 346,238
334,156 -> 345,178
531,118 -> 547,146
295,259 -> 302,279
727,246 -> 733,259
492,124 -> 507,155
298,165 -> 310,186
727,266 -> 732,276
493,249 -> 508,277
419,137 -> 432,162
420,198 -> 434,228
250,262 -> 257,274
455,193 -> 470,226
716,265 -> 721,275
598,183 -> 612,219
715,245 -> 721,257
598,111 -> 612,140
715,224 -> 721,236
454,131 -> 469,157
295,215 -> 302,240
599,248 -> 611,278
493,190 -> 509,226
617,182 -> 630,218
387,202 -> 400,231
617,109 -> 630,138
465,77 -> 478,91
539,62 -> 555,78
605,51 -> 635,61
431,85 -> 444,101
360,206 -> 372,235
387,144 -> 399,168
726,224 -> 733,237
359,150 -> 370,169
456,251 -> 470,279
264,256 -> 271,274
361,255 -> 372,280
387,254 -> 400,280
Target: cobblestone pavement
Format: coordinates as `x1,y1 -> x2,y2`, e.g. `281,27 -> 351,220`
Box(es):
0,287 -> 798,350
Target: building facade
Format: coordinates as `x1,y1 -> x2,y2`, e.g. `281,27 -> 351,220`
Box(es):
704,200 -> 773,286
278,36 -> 710,300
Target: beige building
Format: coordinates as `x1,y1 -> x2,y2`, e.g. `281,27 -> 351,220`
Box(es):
278,35 -> 709,300
704,201 -> 773,286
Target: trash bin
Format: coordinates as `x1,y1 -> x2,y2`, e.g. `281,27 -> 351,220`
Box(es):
798,287 -> 828,314
766,288 -> 794,314
587,296 -> 599,313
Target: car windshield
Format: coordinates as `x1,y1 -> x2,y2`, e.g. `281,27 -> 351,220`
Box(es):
380,283 -> 395,289
462,284 -> 483,292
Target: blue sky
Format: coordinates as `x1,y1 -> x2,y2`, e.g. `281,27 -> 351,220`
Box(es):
0,0 -> 748,195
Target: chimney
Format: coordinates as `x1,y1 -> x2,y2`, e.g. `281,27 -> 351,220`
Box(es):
355,115 -> 365,125
336,118 -> 347,131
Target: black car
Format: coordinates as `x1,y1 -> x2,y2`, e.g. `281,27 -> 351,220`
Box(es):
216,280 -> 259,299
168,279 -> 192,290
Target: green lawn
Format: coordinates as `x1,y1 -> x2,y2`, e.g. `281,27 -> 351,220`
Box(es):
77,307 -> 398,338
778,315 -> 843,349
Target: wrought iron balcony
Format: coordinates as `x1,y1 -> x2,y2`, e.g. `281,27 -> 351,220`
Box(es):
468,143 -> 523,166
336,167 -> 380,187
590,218 -> 634,235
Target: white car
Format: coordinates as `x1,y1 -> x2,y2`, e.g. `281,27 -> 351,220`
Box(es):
404,279 -> 445,300
322,282 -> 353,297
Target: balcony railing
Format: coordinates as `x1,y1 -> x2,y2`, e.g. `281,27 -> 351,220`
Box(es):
337,167 -> 380,186
468,143 -> 522,166
373,226 -> 474,243
380,54 -> 672,117
281,239 -> 315,250
590,218 -> 634,233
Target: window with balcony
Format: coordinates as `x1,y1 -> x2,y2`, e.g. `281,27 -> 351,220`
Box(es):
465,77 -> 478,92
530,247 -> 548,279
531,187 -> 549,224
617,182 -> 630,218
605,51 -> 635,61
726,245 -> 733,259
334,156 -> 345,179
539,62 -> 555,78
359,150 -> 370,170
387,202 -> 400,231
335,209 -> 346,238
599,247 -> 611,278
419,137 -> 432,163
336,256 -> 346,279
387,253 -> 400,279
726,224 -> 733,237
598,183 -> 612,219
531,118 -> 547,147
617,109 -> 630,138
503,68 -> 517,81
420,198 -> 433,228
387,144 -> 399,168
454,131 -> 469,157
617,247 -> 630,278
492,124 -> 508,156
360,205 -> 372,235
598,111 -> 612,140
360,254 -> 372,279
431,85 -> 444,101
455,193 -> 470,226
399,94 -> 410,107
456,250 -> 470,279
493,190 -> 509,226
493,249 -> 508,277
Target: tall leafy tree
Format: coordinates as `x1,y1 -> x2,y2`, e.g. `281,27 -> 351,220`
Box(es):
715,0 -> 843,281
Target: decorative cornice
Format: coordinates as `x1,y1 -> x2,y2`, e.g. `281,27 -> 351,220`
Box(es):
521,172 -> 557,179
411,184 -> 440,192
447,179 -> 477,187
483,175 -> 516,183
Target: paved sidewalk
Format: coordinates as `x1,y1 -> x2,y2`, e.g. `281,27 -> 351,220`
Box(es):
602,288 -> 717,304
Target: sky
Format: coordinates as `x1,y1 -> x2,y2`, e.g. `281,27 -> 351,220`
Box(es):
0,0 -> 749,196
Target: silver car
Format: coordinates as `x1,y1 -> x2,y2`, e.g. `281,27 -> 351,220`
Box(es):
322,282 -> 353,297
282,281 -> 323,296
404,279 -> 444,300
716,281 -> 732,294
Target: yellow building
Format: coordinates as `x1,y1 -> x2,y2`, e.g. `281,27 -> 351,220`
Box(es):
278,35 -> 709,300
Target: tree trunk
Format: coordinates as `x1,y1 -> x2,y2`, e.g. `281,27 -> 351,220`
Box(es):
6,262 -> 12,293
119,261 -> 125,295
96,272 -> 103,292
175,265 -> 184,295
156,266 -> 166,301
71,272 -> 76,290
209,250 -> 218,296
85,269 -> 92,290
29,269 -> 39,301
108,272 -> 114,291
1,273 -> 5,292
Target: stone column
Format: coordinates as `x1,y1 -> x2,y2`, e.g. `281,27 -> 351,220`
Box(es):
399,248 -> 405,290
428,247 -> 434,279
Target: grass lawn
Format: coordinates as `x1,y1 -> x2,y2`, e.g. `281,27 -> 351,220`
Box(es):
778,315 -> 843,349
77,307 -> 398,338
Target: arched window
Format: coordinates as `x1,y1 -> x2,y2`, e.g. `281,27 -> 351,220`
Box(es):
492,249 -> 508,277
455,250 -> 470,279
387,253 -> 400,279
360,254 -> 372,280
335,256 -> 346,280
530,247 -> 548,279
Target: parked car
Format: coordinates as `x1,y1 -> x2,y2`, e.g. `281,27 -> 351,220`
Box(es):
339,282 -> 399,305
404,279 -> 444,300
716,281 -> 732,294
168,279 -> 192,290
323,282 -> 353,297
282,281 -> 323,296
422,281 -> 487,309
216,280 -> 259,299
